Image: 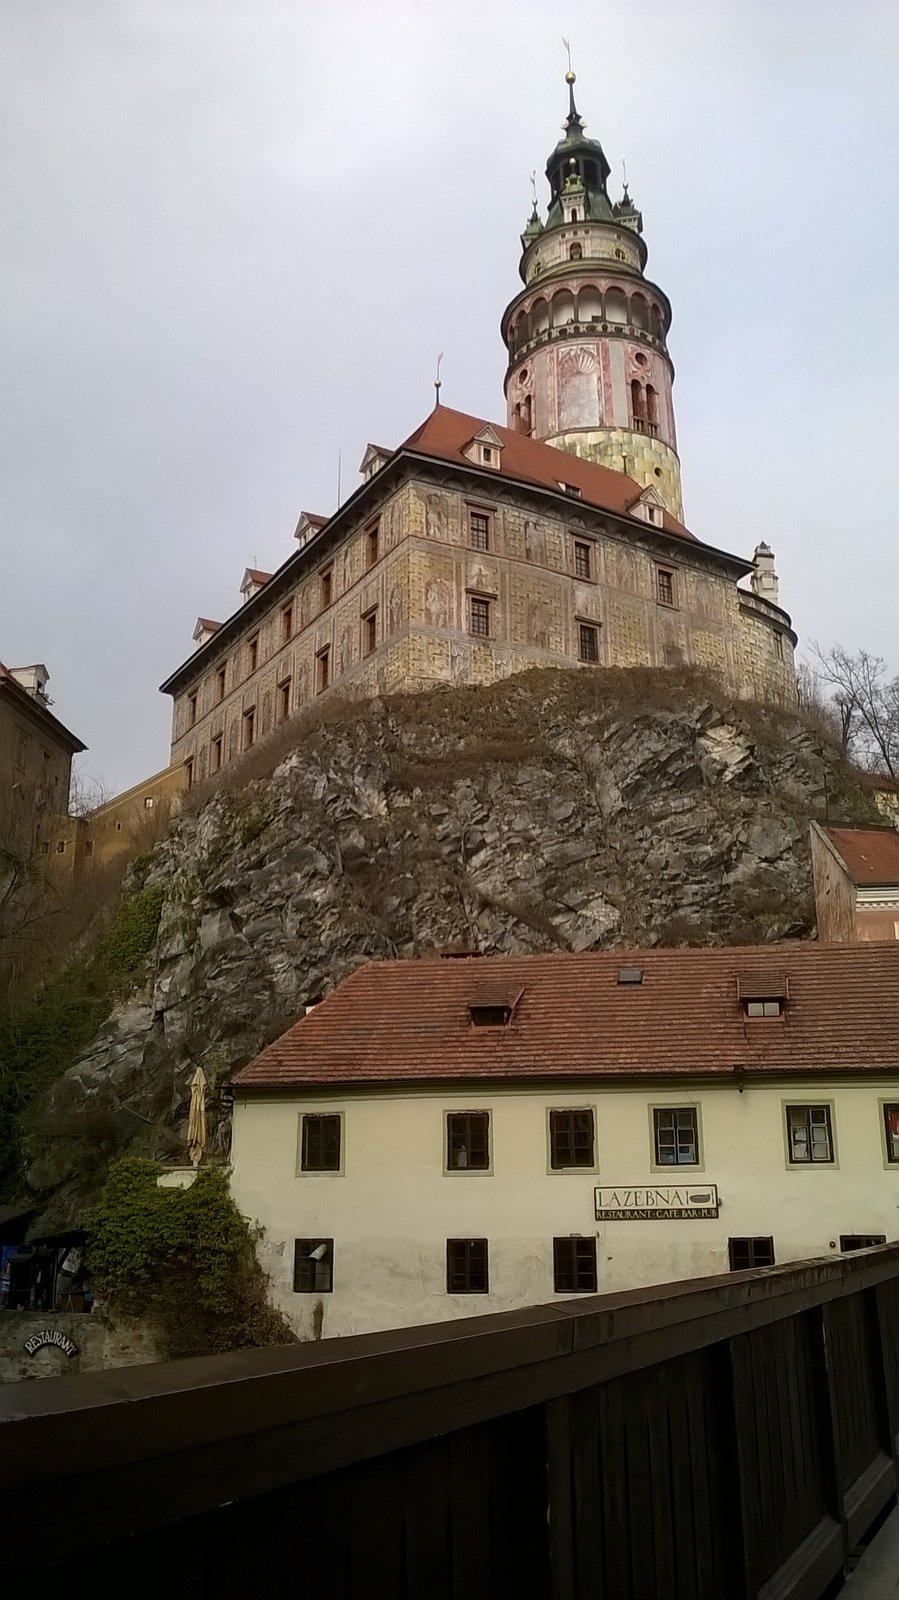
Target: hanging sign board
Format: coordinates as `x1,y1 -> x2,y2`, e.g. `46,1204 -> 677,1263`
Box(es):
594,1184 -> 719,1221
23,1329 -> 78,1358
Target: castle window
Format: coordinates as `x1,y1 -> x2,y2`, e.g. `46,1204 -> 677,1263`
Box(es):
187,693 -> 198,728
656,568 -> 675,607
217,665 -> 227,702
469,596 -> 491,639
278,679 -> 291,722
316,647 -> 330,693
320,568 -> 333,610
469,510 -> 491,550
242,706 -> 256,750
212,735 -> 223,771
366,521 -> 380,568
247,635 -> 259,675
631,378 -> 646,427
281,604 -> 293,644
446,1238 -> 489,1294
84,840 -> 93,858
362,608 -> 378,657
578,623 -> 599,664
56,839 -> 66,854
570,210 -> 578,223
144,797 -> 154,810
574,540 -> 592,580
569,242 -> 582,261
185,757 -> 194,790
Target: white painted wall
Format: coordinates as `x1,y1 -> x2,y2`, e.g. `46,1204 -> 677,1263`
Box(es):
231,1078 -> 899,1340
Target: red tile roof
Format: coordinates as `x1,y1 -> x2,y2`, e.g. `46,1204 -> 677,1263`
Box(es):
823,826 -> 899,887
232,944 -> 899,1090
401,405 -> 696,541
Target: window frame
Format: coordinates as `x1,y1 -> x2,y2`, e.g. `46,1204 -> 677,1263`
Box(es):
242,705 -> 256,750
211,734 -> 223,772
297,1111 -> 344,1175
446,1237 -> 489,1295
217,665 -> 227,702
743,998 -> 785,1018
879,1099 -> 899,1168
573,539 -> 593,581
656,567 -> 676,608
783,1101 -> 837,1168
281,603 -> 294,644
728,1237 -> 775,1271
278,678 -> 292,723
445,1110 -> 492,1175
365,520 -> 380,569
553,1235 -> 598,1294
840,1234 -> 887,1252
247,634 -> 260,675
577,621 -> 600,664
293,1238 -> 334,1294
362,607 -> 378,658
467,507 -> 492,552
187,693 -> 198,728
468,594 -> 492,639
316,646 -> 330,693
649,1103 -> 703,1171
184,757 -> 194,790
320,568 -> 333,611
547,1106 -> 598,1174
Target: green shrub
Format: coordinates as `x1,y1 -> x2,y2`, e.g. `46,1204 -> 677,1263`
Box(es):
88,1157 -> 296,1357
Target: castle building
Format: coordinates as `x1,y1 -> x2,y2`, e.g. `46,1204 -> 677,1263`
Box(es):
229,944 -> 899,1340
0,660 -> 85,861
161,77 -> 797,787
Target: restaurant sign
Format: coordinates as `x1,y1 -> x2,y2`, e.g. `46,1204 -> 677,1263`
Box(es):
23,1329 -> 78,1358
594,1184 -> 719,1221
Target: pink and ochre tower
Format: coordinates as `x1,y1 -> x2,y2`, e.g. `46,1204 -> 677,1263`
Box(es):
501,73 -> 683,519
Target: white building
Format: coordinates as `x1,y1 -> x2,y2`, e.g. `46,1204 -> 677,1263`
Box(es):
229,945 -> 899,1340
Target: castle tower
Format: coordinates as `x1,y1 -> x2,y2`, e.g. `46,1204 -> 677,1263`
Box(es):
501,73 -> 684,519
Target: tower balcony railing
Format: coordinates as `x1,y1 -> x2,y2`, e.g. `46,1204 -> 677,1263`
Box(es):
632,419 -> 660,437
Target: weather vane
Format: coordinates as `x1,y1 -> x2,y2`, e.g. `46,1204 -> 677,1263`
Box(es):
562,35 -> 572,75
434,351 -> 443,403
530,169 -> 537,205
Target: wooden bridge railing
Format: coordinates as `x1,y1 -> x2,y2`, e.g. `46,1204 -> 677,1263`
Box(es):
2,1245 -> 899,1595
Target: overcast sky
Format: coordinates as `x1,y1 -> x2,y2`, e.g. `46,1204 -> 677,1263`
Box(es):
2,0 -> 897,793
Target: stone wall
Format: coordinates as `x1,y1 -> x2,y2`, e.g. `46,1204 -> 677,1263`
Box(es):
169,473 -> 796,777
0,1312 -> 160,1384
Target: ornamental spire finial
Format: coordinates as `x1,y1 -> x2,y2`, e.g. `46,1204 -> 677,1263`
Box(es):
561,36 -> 581,127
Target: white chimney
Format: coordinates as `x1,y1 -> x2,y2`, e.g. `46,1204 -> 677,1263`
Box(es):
750,543 -> 779,605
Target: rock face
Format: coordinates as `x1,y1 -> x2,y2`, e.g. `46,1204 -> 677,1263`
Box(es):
32,668 -> 875,1221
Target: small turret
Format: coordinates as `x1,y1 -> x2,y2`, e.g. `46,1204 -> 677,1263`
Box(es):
750,543 -> 780,605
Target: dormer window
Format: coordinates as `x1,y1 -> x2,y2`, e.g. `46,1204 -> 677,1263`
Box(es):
463,429 -> 504,471
560,483 -> 582,499
469,1004 -> 512,1027
738,974 -> 789,1018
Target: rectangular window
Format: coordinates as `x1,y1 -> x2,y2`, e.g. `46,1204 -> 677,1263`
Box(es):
549,1109 -> 595,1170
278,679 -> 291,722
84,840 -> 93,858
446,1238 -> 489,1294
362,608 -> 378,657
242,707 -> 256,750
248,635 -> 259,674
300,1113 -> 341,1171
316,647 -> 330,693
786,1104 -> 834,1164
281,604 -> 294,644
185,757 -> 194,790
553,1236 -> 598,1293
55,840 -> 66,854
574,541 -> 592,580
211,735 -> 223,772
469,596 -> 491,638
656,568 -> 675,606
217,665 -> 227,702
320,569 -> 333,610
143,796 -> 154,810
653,1107 -> 699,1166
188,693 -> 198,728
744,999 -> 784,1018
39,841 -> 49,856
293,1239 -> 333,1293
728,1237 -> 776,1270
366,522 -> 380,568
446,1111 -> 490,1171
578,623 -> 599,663
883,1104 -> 899,1163
840,1235 -> 886,1252
469,510 -> 490,551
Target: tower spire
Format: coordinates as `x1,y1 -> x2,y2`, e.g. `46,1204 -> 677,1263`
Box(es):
561,38 -> 583,132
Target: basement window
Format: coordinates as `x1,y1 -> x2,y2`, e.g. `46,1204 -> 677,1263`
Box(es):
840,1235 -> 886,1252
293,1239 -> 333,1293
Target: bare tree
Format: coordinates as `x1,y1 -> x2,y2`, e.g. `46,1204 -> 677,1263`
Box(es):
68,765 -> 113,818
810,644 -> 899,778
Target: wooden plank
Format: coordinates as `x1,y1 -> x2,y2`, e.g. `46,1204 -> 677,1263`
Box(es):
569,1384 -> 604,1599
645,1363 -> 677,1600
402,1436 -> 451,1600
597,1377 -> 632,1600
545,1396 -> 576,1600
447,1424 -> 492,1600
348,1454 -> 405,1600
488,1407 -> 551,1599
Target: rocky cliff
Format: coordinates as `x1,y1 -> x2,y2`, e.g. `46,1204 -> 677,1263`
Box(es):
29,668 -> 876,1222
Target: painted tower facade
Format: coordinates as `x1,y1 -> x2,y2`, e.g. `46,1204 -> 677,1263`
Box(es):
501,75 -> 684,520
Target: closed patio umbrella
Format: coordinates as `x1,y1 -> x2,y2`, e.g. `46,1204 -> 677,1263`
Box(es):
187,1067 -> 208,1168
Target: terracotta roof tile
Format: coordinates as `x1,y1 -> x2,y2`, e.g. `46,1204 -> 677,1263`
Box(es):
401,405 -> 696,541
232,944 -> 899,1090
824,826 -> 899,887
